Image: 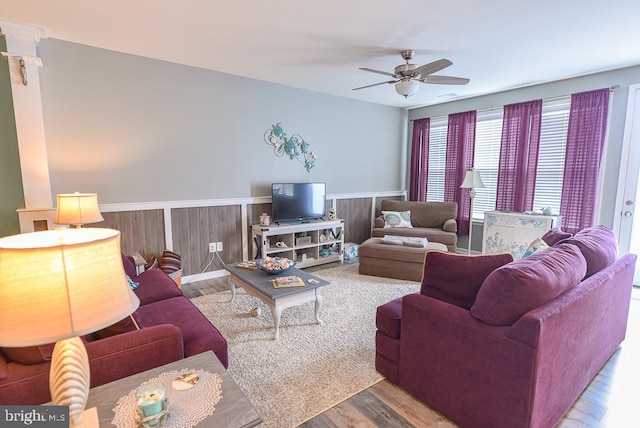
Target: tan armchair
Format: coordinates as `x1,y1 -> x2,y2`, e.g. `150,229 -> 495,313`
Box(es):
372,199 -> 458,251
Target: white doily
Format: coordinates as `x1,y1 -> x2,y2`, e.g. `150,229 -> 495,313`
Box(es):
112,369 -> 222,428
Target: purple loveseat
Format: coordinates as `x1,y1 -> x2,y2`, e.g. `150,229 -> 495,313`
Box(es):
0,255 -> 227,405
376,225 -> 636,428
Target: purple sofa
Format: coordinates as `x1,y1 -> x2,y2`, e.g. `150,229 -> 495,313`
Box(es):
375,225 -> 636,428
0,255 -> 227,405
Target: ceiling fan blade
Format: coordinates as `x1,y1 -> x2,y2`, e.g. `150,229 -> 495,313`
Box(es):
352,80 -> 397,91
423,75 -> 470,85
359,67 -> 397,78
414,59 -> 453,77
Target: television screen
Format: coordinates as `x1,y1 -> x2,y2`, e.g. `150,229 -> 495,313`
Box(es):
271,183 -> 326,223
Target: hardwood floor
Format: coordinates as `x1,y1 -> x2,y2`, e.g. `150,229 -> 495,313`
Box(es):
300,380 -> 456,428
184,265 -> 640,428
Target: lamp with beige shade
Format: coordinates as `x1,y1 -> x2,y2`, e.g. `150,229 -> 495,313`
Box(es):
55,192 -> 104,227
460,169 -> 485,255
0,228 -> 139,427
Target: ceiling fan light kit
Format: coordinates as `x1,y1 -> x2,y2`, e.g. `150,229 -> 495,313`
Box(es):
395,79 -> 421,97
354,49 -> 470,98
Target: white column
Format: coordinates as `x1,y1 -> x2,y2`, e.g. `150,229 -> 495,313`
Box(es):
0,21 -> 51,210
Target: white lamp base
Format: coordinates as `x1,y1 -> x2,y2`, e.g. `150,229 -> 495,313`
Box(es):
70,407 -> 99,428
50,336 -> 91,425
468,193 -> 475,255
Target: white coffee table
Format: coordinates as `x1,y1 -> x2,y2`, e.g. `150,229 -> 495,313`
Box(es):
224,263 -> 330,339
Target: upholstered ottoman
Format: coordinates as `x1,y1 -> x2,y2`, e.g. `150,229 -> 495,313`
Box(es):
358,237 -> 448,281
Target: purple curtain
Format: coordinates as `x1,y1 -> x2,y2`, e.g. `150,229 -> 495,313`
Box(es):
409,118 -> 430,201
560,88 -> 610,234
495,100 -> 542,212
444,111 -> 476,235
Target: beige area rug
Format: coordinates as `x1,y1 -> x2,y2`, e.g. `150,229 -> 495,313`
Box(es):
190,263 -> 420,428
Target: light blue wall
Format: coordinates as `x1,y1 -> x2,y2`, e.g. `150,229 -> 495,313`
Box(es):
37,39 -> 407,203
7,35 -> 636,228
409,66 -> 640,229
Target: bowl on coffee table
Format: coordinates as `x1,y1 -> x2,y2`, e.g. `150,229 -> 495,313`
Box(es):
257,257 -> 296,274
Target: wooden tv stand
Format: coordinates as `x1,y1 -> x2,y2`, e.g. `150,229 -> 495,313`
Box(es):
251,219 -> 344,268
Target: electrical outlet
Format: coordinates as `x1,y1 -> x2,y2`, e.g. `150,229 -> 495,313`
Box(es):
209,243 -> 216,253
216,241 -> 223,252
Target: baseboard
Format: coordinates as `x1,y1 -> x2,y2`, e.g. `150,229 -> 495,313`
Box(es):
182,269 -> 229,284
455,247 -> 482,255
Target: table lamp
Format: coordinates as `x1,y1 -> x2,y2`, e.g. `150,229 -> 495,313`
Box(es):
460,169 -> 485,255
0,228 -> 140,427
55,192 -> 104,227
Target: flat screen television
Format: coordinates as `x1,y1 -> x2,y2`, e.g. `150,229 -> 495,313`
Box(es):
271,182 -> 326,223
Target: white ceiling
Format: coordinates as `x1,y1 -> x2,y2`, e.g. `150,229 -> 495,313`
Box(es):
1,1 -> 640,109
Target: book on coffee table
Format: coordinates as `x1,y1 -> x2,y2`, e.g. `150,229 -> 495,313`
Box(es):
271,276 -> 305,288
236,261 -> 257,270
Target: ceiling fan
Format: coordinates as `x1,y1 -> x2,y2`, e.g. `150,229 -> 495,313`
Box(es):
353,49 -> 470,98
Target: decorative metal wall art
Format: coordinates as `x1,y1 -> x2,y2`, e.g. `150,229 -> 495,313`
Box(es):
264,123 -> 316,172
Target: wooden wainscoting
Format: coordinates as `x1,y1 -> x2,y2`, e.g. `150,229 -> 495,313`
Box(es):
97,210 -> 165,260
337,198 -> 373,244
171,205 -> 243,275
99,191 -> 406,281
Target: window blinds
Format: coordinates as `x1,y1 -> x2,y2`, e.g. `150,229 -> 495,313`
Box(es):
472,107 -> 503,219
533,97 -> 570,214
426,117 -> 448,202
424,96 -> 570,221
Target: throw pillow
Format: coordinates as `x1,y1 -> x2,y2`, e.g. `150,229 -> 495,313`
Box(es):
540,228 -> 572,246
145,254 -> 159,270
121,253 -> 137,277
0,351 -> 8,380
421,251 -> 514,309
470,243 -> 586,326
522,237 -> 549,258
381,211 -> 413,228
94,312 -> 143,339
160,249 -> 181,274
564,225 -> 618,278
344,243 -> 359,260
1,343 -> 54,365
126,274 -> 140,290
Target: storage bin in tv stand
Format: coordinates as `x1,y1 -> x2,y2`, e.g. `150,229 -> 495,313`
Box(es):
252,219 -> 345,268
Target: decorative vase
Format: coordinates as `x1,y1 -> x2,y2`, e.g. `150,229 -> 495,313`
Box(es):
260,213 -> 270,226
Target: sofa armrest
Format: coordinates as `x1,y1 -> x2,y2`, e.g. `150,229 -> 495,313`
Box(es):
442,218 -> 457,233
86,324 -> 184,387
374,216 -> 385,228
122,254 -> 137,278
0,352 -> 8,381
399,293 -> 536,427
0,325 -> 184,405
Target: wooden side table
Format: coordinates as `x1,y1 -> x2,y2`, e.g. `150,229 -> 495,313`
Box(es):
84,351 -> 262,427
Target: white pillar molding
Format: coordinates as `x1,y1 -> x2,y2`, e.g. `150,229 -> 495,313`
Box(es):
0,20 -> 52,212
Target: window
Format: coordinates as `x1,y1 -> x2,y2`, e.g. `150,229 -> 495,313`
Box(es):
426,117 -> 447,202
533,97 -> 570,215
424,96 -> 570,220
472,107 -> 502,219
